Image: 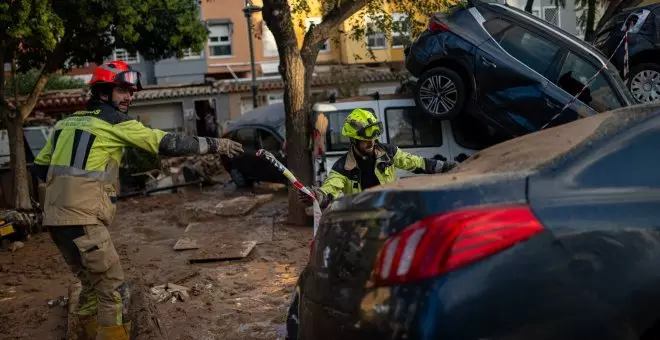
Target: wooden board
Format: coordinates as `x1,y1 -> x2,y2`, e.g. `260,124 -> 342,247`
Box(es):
215,194 -> 274,216
173,217 -> 273,251
189,241 -> 257,263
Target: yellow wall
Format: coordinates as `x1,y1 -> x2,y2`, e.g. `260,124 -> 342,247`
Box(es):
202,0 -> 445,72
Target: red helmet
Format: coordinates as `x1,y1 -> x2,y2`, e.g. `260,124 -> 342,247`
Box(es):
88,60 -> 143,91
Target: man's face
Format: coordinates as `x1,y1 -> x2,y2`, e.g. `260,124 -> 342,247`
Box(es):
111,86 -> 134,113
355,139 -> 376,155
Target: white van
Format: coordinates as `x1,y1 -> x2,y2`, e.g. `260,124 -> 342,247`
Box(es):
0,126 -> 54,166
311,93 -> 499,186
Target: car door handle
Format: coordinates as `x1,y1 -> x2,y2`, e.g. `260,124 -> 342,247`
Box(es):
481,56 -> 497,68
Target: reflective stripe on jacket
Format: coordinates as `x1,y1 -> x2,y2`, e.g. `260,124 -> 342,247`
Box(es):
35,101 -> 210,226
319,143 -> 427,200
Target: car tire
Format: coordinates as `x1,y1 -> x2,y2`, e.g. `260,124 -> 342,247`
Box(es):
230,168 -> 254,188
414,67 -> 467,119
627,63 -> 660,104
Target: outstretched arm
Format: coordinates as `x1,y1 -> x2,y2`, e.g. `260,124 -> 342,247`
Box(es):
110,119 -> 243,157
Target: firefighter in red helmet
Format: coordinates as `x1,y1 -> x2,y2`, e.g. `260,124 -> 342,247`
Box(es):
31,60 -> 244,340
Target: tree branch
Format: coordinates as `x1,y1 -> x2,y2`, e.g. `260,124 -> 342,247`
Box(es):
18,37 -> 69,121
262,0 -> 299,58
301,0 -> 368,64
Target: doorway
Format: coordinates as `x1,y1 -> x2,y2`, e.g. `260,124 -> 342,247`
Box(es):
195,99 -> 218,137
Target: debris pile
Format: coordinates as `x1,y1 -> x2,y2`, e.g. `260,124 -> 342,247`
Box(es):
163,154 -> 228,185
150,283 -> 190,303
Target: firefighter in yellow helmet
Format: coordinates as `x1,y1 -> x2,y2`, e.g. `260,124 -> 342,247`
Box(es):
298,108 -> 456,208
31,60 -> 243,340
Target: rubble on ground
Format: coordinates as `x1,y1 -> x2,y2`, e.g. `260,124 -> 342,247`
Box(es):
150,283 -> 191,303
162,154 -> 228,185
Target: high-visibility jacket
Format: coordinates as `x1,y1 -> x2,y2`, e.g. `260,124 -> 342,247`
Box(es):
319,143 -> 431,202
33,101 -> 212,226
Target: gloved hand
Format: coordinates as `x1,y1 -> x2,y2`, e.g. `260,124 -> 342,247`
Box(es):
213,138 -> 244,158
425,158 -> 457,174
297,187 -> 327,207
435,160 -> 457,173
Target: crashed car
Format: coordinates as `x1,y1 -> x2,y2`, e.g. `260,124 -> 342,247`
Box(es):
404,0 -> 634,138
592,2 -> 660,104
287,103 -> 660,340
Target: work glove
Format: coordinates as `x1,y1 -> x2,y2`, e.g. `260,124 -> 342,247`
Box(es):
425,158 -> 457,174
297,187 -> 329,208
212,138 -> 244,158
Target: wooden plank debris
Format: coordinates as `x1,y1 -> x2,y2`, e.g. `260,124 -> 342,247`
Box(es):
214,194 -> 274,216
173,217 -> 273,251
189,240 -> 257,263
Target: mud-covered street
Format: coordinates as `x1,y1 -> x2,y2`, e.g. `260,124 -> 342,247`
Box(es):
0,183 -> 312,340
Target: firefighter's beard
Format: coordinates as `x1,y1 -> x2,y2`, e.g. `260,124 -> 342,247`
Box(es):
114,99 -> 131,113
353,140 -> 375,159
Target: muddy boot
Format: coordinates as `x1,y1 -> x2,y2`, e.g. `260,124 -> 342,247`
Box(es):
96,322 -> 130,340
78,316 -> 97,340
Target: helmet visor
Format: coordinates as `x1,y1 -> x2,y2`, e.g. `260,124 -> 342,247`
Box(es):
356,121 -> 383,139
115,70 -> 142,91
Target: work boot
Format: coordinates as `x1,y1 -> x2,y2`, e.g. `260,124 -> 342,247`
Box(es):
96,322 -> 131,340
77,315 -> 97,340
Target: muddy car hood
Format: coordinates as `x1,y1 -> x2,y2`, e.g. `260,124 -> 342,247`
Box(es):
369,103 -> 660,193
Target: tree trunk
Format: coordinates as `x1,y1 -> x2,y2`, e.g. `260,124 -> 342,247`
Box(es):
8,56 -> 33,210
261,0 -> 368,226
593,0 -> 630,38
583,0 -> 597,42
5,116 -> 31,210
0,43 -> 32,210
282,52 -> 313,226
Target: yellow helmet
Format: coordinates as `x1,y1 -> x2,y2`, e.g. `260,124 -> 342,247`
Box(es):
341,108 -> 383,141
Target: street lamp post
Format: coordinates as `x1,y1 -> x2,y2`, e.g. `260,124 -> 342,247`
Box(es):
243,1 -> 262,109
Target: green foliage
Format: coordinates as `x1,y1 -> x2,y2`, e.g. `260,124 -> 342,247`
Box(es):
5,70 -> 85,96
1,0 -> 209,73
0,0 -> 65,60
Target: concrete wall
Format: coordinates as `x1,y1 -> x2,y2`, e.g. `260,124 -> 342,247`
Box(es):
155,58 -> 208,85
130,93 -> 229,136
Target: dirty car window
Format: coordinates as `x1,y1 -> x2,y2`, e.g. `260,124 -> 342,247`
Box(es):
385,107 -> 443,147
498,26 -> 560,76
558,52 -> 623,112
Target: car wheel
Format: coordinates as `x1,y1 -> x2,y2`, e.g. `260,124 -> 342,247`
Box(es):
415,67 -> 467,119
230,168 -> 253,188
628,63 -> 660,104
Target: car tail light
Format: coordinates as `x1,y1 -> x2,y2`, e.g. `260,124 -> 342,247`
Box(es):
428,16 -> 449,33
371,205 -> 544,287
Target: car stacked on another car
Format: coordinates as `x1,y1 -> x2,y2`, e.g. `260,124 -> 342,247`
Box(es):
405,0 -> 634,139
593,2 -> 660,104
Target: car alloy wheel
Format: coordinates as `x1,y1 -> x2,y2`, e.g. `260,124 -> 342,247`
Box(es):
630,69 -> 660,103
419,74 -> 458,115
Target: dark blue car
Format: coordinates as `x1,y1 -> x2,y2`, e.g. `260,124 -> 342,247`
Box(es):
286,102 -> 660,340
404,0 -> 634,139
